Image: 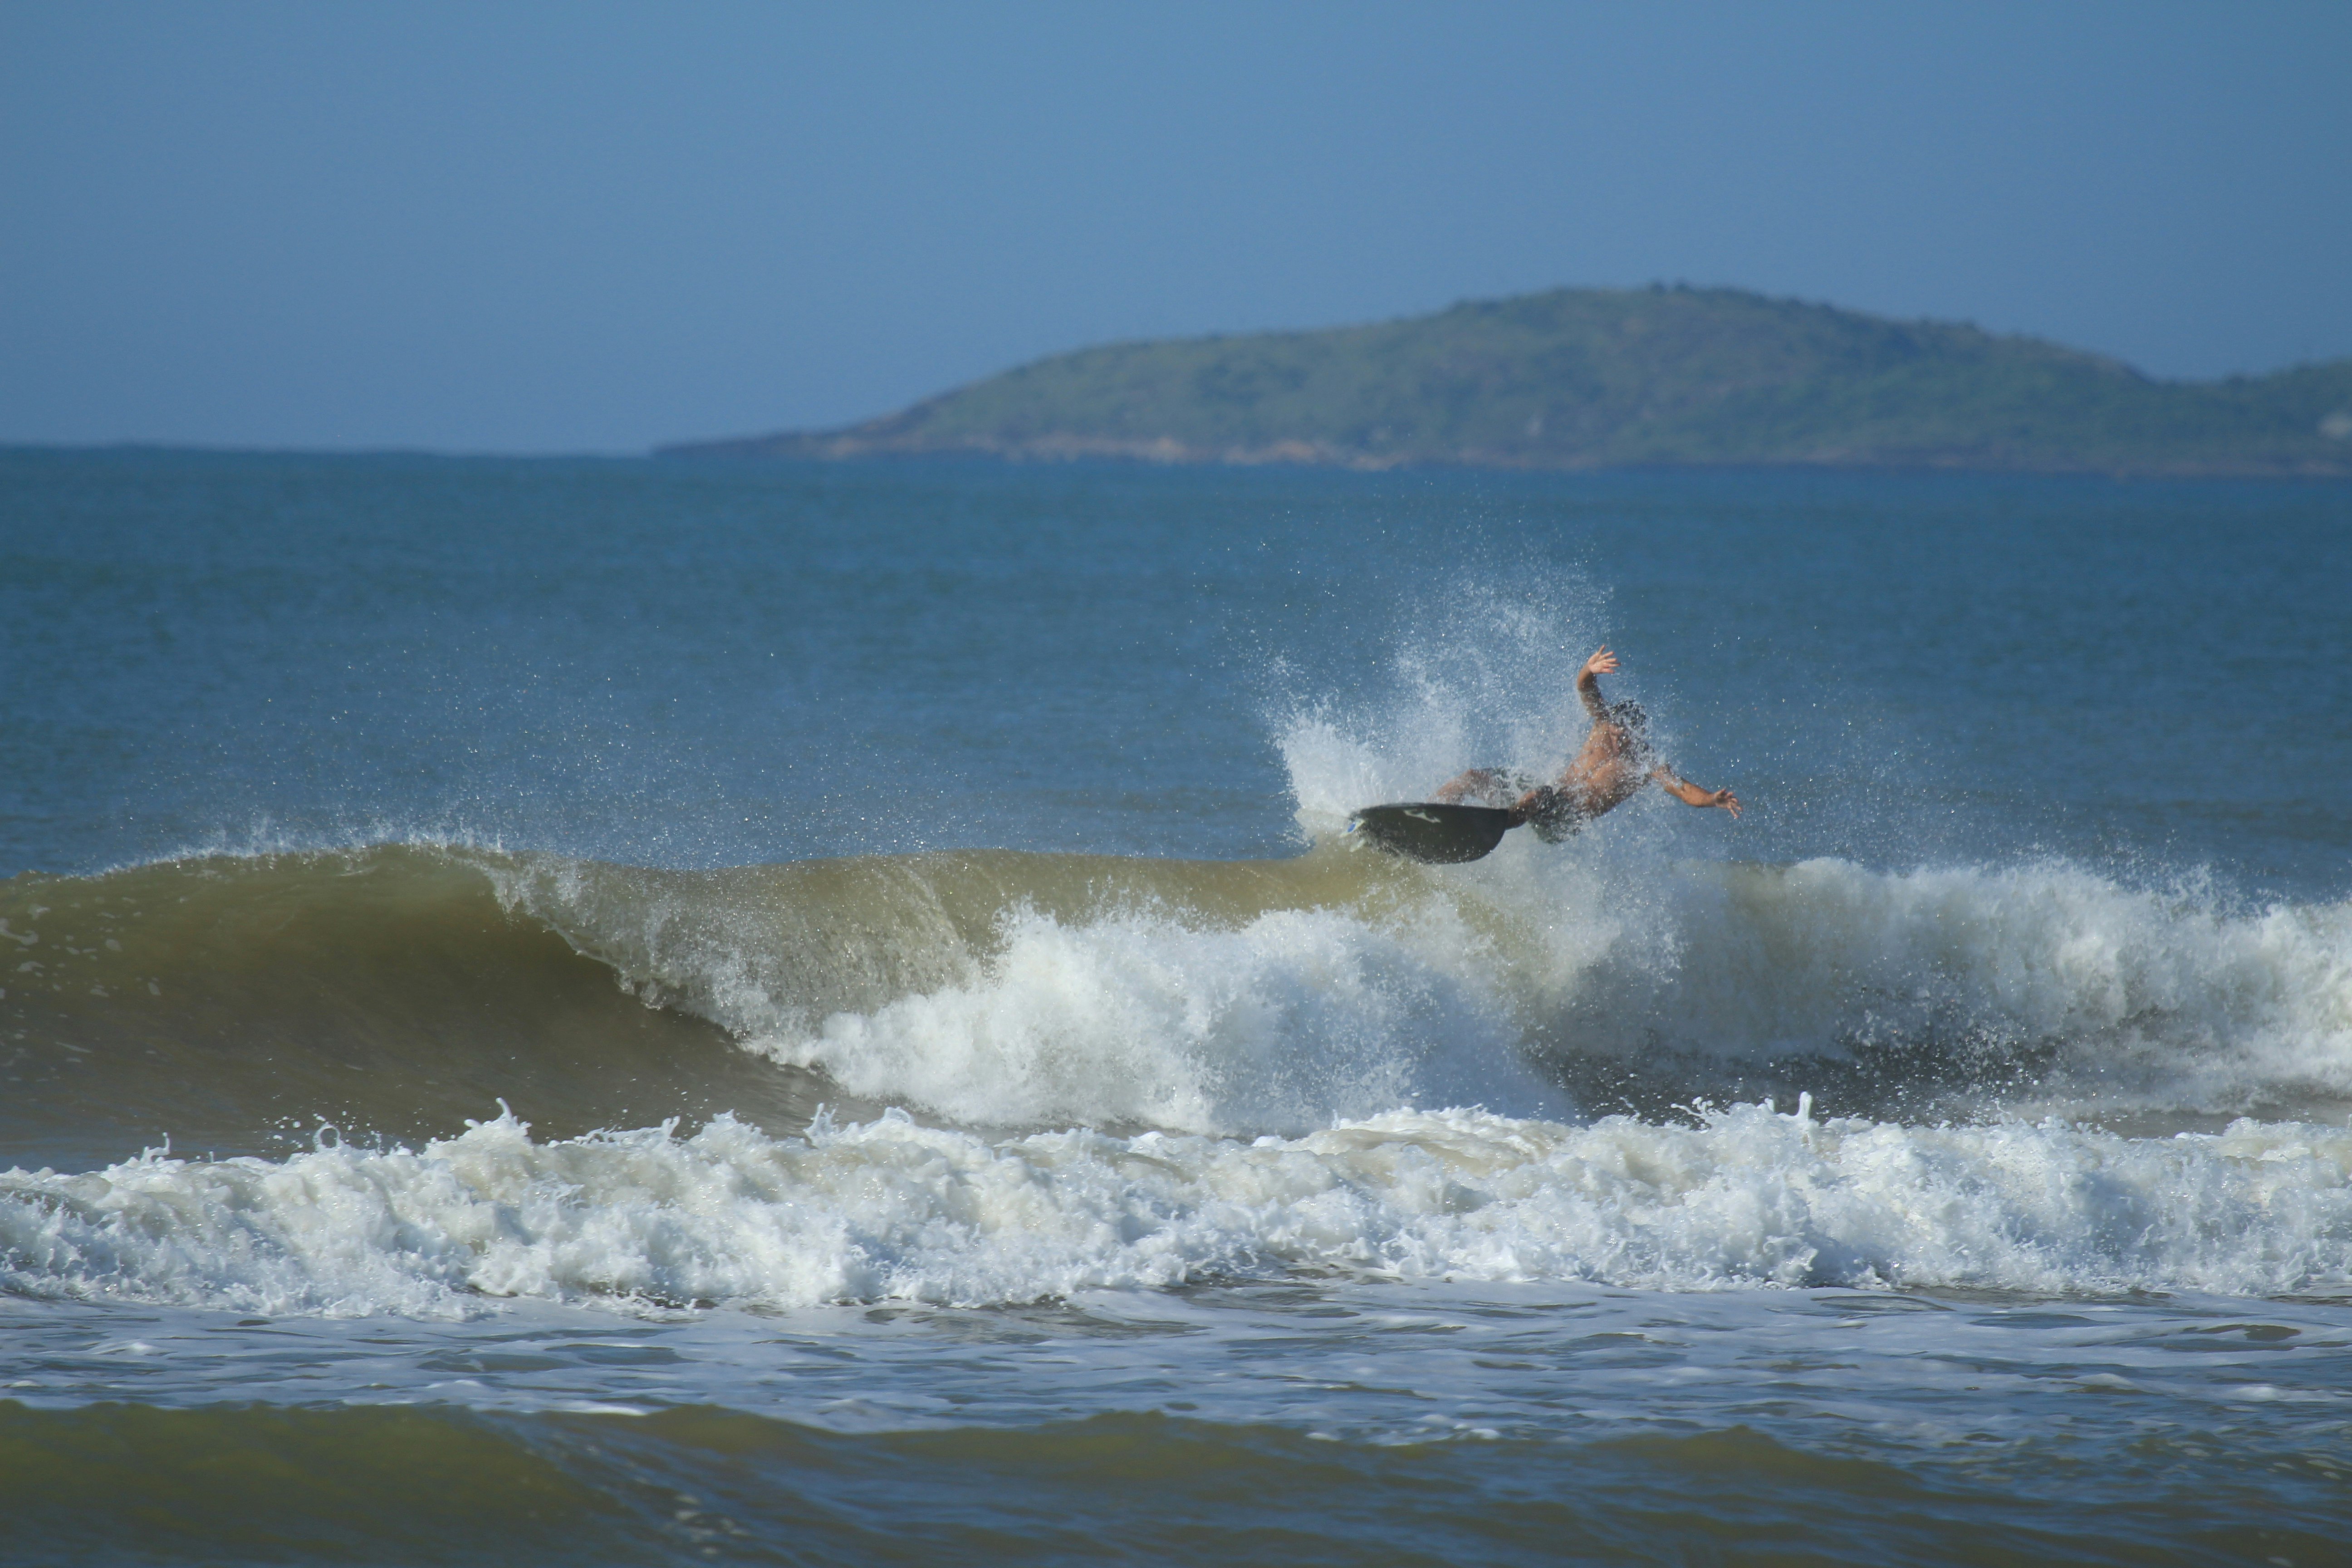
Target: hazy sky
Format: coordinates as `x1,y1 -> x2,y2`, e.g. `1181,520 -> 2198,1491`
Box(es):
5,1 -> 2348,452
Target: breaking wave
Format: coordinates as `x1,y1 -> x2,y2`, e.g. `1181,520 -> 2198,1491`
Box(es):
7,1103 -> 2351,1315
6,690 -> 2349,1314
5,835 -> 2349,1156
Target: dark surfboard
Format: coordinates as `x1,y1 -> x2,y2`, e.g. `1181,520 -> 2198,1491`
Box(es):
1345,803 -> 1516,864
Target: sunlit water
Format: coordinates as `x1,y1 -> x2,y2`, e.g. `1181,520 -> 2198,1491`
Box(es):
3,449 -> 2348,1563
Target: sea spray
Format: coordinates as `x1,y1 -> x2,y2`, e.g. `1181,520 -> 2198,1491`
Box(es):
1269,573 -> 1617,844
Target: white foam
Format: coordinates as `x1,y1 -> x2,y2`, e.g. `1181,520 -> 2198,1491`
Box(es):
754,902 -> 1554,1133
489,835 -> 2352,1131
6,1105 -> 2350,1318
1566,856 -> 2352,1108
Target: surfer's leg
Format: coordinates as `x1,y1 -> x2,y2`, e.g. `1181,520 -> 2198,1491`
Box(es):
1434,769 -> 1508,806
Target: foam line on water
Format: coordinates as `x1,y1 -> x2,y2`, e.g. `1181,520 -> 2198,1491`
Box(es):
7,1105 -> 2351,1318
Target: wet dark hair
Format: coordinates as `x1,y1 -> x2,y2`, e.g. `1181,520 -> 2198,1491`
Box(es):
1607,700 -> 1655,762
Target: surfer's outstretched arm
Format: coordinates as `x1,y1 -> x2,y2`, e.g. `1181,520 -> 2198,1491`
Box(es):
1576,646 -> 1618,722
1650,765 -> 1740,817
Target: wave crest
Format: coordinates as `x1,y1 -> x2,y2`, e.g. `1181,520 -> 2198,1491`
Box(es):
7,840 -> 2350,1152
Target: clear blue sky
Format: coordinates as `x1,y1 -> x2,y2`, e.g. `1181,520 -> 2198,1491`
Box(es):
4,1 -> 2347,453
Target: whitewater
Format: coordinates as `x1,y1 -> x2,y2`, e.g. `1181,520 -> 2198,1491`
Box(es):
7,818 -> 2350,1317
14,1102 -> 2352,1320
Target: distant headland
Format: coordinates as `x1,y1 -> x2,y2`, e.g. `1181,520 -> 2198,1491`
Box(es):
662,285 -> 2352,477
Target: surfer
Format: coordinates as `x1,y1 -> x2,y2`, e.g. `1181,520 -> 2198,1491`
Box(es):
1433,646 -> 1740,838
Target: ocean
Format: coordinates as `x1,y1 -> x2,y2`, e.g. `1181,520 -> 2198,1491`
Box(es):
3,447 -> 2348,1563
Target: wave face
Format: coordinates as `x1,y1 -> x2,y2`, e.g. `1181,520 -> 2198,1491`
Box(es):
0,849 -> 820,1169
6,838 -> 2351,1156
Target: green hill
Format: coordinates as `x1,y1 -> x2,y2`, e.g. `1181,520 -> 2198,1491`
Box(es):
664,286 -> 2352,476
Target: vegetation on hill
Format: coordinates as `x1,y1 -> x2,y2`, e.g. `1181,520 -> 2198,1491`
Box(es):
665,286 -> 2352,476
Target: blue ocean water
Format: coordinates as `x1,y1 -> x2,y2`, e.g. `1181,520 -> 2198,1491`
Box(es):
3,448 -> 2350,1562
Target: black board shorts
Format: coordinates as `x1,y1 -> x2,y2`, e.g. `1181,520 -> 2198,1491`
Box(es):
1468,771 -> 1589,843
1518,784 -> 1591,843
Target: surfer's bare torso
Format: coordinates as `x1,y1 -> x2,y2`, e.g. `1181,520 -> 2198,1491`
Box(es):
1434,646 -> 1740,835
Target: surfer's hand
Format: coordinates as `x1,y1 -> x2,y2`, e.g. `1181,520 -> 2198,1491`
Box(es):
1710,789 -> 1741,818
1581,646 -> 1619,679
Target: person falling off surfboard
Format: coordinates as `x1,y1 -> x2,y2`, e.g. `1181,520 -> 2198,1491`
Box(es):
1432,645 -> 1740,841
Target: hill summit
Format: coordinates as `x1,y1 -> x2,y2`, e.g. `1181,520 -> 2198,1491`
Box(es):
665,286 -> 2352,476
